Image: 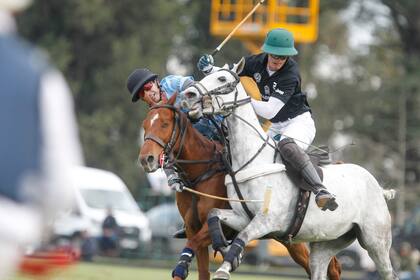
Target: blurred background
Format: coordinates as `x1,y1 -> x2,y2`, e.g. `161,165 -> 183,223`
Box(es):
13,0 -> 420,279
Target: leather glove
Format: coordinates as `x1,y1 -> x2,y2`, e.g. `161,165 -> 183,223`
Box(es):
197,54 -> 214,73
167,173 -> 185,192
171,182 -> 184,192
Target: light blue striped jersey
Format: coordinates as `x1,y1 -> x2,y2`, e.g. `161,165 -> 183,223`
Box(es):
160,75 -> 194,103
160,75 -> 222,141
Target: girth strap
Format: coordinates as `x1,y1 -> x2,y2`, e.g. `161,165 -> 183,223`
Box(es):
281,190 -> 311,242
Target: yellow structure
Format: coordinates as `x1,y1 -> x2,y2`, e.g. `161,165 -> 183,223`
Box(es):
210,0 -> 319,53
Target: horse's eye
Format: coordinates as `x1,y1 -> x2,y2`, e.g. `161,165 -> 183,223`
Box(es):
185,91 -> 197,99
218,76 -> 227,82
161,122 -> 169,128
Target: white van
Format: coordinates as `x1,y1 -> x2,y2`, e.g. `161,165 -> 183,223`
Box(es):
53,166 -> 151,249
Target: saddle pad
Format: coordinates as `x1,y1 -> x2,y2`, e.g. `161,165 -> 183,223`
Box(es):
225,163 -> 286,185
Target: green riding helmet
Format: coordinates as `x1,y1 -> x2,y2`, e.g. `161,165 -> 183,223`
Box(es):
261,28 -> 298,56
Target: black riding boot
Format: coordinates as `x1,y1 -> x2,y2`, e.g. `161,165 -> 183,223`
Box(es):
278,138 -> 338,211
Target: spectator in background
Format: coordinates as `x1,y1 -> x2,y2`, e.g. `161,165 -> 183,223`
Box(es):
99,207 -> 120,256
80,230 -> 96,262
396,242 -> 420,280
0,0 -> 83,278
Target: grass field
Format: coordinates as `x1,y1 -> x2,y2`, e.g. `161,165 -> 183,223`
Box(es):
14,262 -> 303,280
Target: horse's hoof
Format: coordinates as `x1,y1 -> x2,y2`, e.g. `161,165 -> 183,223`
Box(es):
212,268 -> 230,280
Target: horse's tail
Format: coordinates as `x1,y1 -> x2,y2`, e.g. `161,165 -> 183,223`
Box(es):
383,189 -> 396,200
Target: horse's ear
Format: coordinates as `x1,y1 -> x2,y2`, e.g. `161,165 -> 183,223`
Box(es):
232,57 -> 245,74
168,92 -> 177,105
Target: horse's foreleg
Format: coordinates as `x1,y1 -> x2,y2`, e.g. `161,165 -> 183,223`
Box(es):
187,224 -> 212,280
172,224 -> 212,280
327,256 -> 342,280
172,246 -> 195,280
207,208 -> 250,256
213,212 -> 276,280
282,242 -> 311,276
195,245 -> 210,280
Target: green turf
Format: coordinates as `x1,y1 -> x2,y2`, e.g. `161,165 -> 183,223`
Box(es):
14,262 -> 302,280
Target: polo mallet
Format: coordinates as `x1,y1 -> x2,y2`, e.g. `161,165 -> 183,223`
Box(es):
211,0 -> 266,57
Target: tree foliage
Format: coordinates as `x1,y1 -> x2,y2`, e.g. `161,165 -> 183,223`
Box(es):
18,0 -> 195,192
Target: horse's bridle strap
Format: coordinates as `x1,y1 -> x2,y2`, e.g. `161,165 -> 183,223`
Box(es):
221,96 -> 251,111
144,134 -> 167,148
145,104 -> 181,155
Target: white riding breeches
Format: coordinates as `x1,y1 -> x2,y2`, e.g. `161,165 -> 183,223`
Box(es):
267,111 -> 316,151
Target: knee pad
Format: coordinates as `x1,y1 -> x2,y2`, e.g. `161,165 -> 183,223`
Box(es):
278,138 -> 310,170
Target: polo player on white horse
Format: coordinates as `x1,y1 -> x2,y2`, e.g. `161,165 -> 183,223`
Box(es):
197,28 -> 338,211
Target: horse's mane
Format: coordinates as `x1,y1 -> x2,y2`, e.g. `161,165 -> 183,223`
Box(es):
178,109 -> 223,154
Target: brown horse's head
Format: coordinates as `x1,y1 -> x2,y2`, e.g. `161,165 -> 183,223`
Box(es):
139,94 -> 179,172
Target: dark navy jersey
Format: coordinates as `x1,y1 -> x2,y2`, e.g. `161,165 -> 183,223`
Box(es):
0,34 -> 49,203
239,53 -> 311,122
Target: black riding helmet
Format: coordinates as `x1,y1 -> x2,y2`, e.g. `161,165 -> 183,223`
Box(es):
126,68 -> 158,103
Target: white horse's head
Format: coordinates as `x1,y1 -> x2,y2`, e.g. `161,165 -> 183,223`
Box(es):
181,58 -> 247,118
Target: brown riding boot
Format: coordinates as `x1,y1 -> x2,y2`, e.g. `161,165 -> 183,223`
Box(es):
315,189 -> 338,211
278,138 -> 338,211
302,163 -> 338,211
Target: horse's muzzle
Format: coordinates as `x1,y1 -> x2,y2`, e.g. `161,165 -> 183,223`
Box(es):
140,154 -> 159,172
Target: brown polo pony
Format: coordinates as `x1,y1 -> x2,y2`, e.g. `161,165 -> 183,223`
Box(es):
138,95 -> 341,280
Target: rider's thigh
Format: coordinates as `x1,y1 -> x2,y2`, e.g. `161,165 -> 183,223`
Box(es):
278,112 -> 315,150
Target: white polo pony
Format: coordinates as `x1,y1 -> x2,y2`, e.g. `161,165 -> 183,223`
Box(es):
181,59 -> 397,280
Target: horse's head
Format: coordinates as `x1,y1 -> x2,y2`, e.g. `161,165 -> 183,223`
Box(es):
181,58 -> 246,119
139,94 -> 183,172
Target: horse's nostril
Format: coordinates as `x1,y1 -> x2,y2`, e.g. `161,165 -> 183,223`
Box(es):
147,155 -> 154,163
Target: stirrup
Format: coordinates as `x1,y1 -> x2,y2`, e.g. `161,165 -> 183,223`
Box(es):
315,190 -> 338,211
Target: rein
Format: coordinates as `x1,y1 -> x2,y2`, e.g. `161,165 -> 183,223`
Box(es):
208,74 -> 277,174
191,69 -> 279,219
183,186 -> 263,203
144,104 -> 264,205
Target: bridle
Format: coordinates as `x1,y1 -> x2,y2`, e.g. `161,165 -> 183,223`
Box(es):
143,104 -> 225,188
144,104 -> 188,164
197,69 -> 275,172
